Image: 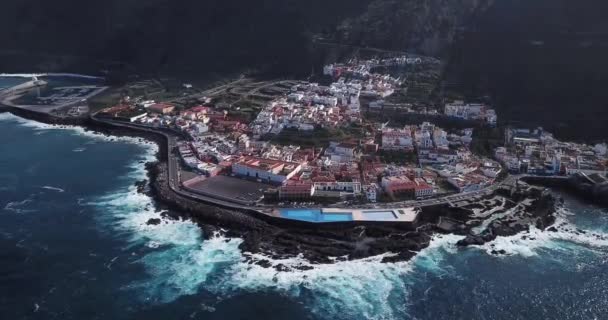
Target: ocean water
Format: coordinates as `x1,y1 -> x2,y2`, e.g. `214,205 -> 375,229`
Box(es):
0,76 -> 28,89
2,112 -> 608,320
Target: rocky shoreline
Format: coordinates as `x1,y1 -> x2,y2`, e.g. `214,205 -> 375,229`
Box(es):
142,161 -> 562,265
455,184 -> 558,248
1,107 -> 561,268
522,175 -> 608,208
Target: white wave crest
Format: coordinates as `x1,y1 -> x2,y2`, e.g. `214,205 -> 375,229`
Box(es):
3,198 -> 36,214
90,163 -> 465,319
41,186 -> 65,193
475,210 -> 608,258
0,113 -> 158,154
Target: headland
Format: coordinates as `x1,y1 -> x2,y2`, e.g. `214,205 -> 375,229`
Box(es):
1,64 -> 605,266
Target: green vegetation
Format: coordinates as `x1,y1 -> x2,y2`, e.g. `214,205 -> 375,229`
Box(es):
273,127 -> 341,147
471,127 -> 504,158
87,88 -> 122,112
378,150 -> 418,165
272,125 -> 367,147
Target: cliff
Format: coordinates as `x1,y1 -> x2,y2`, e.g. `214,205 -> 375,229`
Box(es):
330,0 -> 491,55
444,0 -> 608,141
1,0 -> 606,140
0,0 -> 489,77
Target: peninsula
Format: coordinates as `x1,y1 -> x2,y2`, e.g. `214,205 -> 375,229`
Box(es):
1,57 -> 606,265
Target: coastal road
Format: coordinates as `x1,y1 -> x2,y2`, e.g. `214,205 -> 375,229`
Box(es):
91,116 -> 256,212
169,76 -> 248,105
339,175 -> 523,210
227,80 -> 303,108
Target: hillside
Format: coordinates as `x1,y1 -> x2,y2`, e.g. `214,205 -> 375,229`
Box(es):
444,0 -> 608,141
0,0 -> 486,76
0,0 -> 606,140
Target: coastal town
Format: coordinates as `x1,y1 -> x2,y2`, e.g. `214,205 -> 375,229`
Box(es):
1,57 -> 607,226
2,56 -> 608,273
91,57 -> 508,214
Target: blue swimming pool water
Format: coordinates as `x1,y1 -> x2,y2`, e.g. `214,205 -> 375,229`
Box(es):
282,209 -> 320,220
321,213 -> 353,222
359,211 -> 397,221
279,209 -> 353,223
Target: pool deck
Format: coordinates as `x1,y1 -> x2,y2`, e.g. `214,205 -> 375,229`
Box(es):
272,207 -> 420,223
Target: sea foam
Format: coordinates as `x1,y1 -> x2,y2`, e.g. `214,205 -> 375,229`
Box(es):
76,125 -> 463,319
0,113 -> 158,153
14,112 -> 608,319
92,166 -> 466,319
475,207 -> 608,259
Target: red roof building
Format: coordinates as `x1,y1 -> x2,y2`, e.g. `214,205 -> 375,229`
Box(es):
278,182 -> 314,200
148,103 -> 175,114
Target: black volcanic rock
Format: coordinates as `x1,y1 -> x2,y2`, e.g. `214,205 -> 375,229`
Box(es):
146,218 -> 162,226
458,191 -> 557,247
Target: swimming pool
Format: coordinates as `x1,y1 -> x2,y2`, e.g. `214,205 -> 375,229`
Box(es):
358,210 -> 398,221
321,213 -> 354,222
279,209 -> 353,223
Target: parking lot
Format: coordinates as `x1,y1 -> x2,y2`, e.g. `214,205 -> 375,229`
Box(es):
186,175 -> 272,203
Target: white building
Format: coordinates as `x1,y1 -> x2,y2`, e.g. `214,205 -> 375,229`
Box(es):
445,100 -> 497,125
382,128 -> 413,150
363,183 -> 379,202
232,157 -> 302,184
433,128 -> 449,149
594,143 -> 607,156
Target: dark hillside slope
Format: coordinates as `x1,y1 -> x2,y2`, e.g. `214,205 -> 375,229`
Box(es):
445,0 -> 608,141
0,0 -> 374,76
0,0 -> 606,140
0,0 -> 487,76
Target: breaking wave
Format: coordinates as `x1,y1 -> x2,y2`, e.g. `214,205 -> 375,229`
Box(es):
94,173 -> 466,319
86,139 -> 466,319
0,113 -> 158,153
41,186 -> 65,193
85,133 -> 608,319
475,207 -> 608,260
102,186 -> 608,319
3,197 -> 37,214
14,111 -> 608,319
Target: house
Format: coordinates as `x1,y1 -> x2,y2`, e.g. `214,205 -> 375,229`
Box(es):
447,173 -> 490,193
279,182 -> 314,200
382,128 -> 413,150
148,103 -> 175,114
363,183 -> 379,202
445,100 -> 497,125
232,157 -> 302,184
414,179 -> 434,199
381,176 -> 416,197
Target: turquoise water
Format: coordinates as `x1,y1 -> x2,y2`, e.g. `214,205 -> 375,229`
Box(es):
280,209 -> 353,222
3,112 -> 608,319
322,213 -> 353,222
